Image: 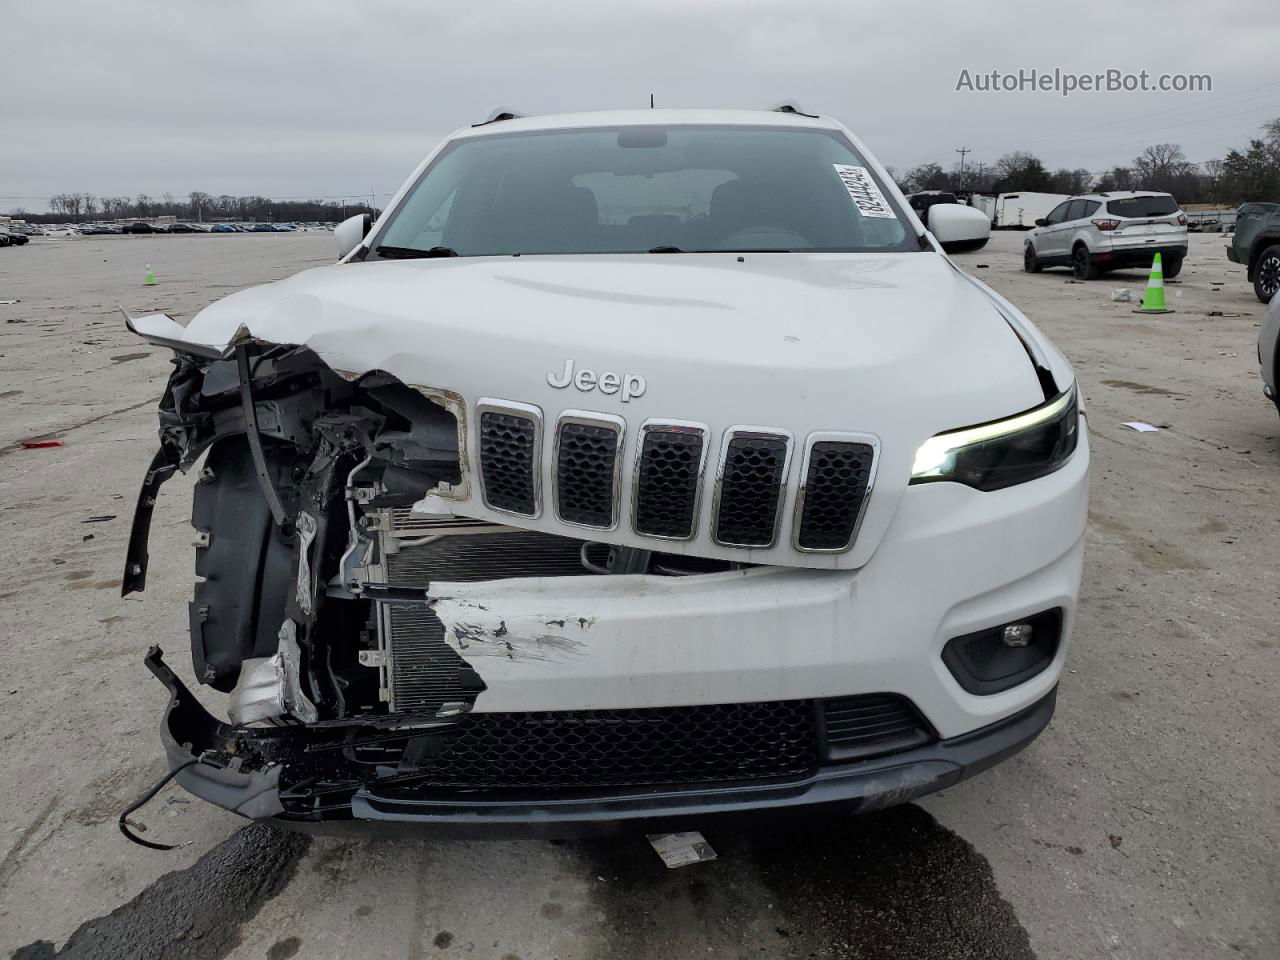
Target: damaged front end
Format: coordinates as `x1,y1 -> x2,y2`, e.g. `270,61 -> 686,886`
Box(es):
126,333 -> 796,829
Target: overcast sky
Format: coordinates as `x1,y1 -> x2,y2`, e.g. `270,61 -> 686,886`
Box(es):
4,0 -> 1278,212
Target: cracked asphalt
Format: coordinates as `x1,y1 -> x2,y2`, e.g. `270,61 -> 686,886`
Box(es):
1,230 -> 1276,959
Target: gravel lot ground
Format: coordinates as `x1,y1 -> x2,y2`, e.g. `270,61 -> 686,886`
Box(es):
0,231 -> 1276,960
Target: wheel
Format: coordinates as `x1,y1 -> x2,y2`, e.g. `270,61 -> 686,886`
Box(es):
1072,244 -> 1100,280
1023,244 -> 1042,273
1162,256 -> 1183,279
1254,244 -> 1280,303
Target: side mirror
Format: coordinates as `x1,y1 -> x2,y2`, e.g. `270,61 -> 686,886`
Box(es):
928,204 -> 991,254
1034,218 -> 1048,227
334,213 -> 371,260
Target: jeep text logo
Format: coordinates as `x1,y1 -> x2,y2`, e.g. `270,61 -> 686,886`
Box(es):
547,359 -> 646,402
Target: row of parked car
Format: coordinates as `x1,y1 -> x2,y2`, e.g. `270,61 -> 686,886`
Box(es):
9,221 -> 337,239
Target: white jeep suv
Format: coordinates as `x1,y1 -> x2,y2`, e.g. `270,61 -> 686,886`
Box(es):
1025,191 -> 1188,280
121,107 -> 1088,834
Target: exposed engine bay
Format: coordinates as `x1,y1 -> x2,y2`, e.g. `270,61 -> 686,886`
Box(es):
126,342 -> 759,821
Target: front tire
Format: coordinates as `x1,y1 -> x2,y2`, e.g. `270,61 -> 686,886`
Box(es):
1024,244 -> 1042,273
1072,244 -> 1100,280
1254,245 -> 1280,303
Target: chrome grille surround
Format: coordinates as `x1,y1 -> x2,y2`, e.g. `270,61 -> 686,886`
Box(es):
792,431 -> 880,554
476,398 -> 543,519
552,410 -> 625,531
631,419 -> 709,542
710,427 -> 794,549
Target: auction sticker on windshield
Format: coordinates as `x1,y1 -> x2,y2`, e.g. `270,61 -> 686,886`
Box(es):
833,164 -> 896,219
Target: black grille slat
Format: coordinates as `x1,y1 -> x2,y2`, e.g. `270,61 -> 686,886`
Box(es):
797,440 -> 875,551
715,434 -> 788,547
635,428 -> 704,538
479,411 -> 537,515
556,421 -> 620,527
399,700 -> 817,788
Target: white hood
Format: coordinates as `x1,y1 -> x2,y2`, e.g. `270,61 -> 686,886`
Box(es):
143,251 -> 1052,569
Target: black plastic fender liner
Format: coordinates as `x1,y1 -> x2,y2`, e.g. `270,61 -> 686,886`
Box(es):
145,646 -> 284,820
191,436 -> 298,691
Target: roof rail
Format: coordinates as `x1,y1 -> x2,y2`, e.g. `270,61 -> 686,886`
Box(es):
473,107 -> 525,127
770,100 -> 819,118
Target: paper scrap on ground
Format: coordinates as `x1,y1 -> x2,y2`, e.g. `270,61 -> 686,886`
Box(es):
1122,421 -> 1160,433
647,831 -> 718,868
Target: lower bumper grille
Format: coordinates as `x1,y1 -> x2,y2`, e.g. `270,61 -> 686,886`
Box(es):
368,694 -> 934,789
402,700 -> 819,788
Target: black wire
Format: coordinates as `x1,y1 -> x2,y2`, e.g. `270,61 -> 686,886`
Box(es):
118,759 -> 201,850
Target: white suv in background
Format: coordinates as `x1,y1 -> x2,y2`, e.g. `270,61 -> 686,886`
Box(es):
1024,191 -> 1188,280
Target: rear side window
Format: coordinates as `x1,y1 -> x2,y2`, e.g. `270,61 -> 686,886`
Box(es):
1065,200 -> 1090,221
1082,200 -> 1101,217
1044,202 -> 1070,224
1107,196 -> 1178,218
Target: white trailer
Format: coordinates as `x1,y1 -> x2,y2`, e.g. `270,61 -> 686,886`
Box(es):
969,194 -> 998,223
992,192 -> 1071,229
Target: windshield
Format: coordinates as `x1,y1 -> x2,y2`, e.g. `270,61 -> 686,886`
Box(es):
373,125 -> 915,257
1107,195 -> 1178,218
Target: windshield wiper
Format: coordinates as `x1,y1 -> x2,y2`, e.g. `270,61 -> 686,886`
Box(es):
375,245 -> 459,259
648,245 -> 685,253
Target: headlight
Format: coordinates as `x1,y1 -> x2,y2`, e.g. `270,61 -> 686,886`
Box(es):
910,386 -> 1079,491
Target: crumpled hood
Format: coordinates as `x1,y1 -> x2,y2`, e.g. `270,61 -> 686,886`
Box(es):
159,251 -> 1052,569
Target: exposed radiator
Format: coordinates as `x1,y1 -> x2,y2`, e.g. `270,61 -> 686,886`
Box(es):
375,521 -> 592,713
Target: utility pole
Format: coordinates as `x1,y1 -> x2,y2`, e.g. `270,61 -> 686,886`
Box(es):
955,146 -> 971,178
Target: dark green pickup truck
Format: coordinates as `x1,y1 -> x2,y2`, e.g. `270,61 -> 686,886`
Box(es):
1226,202 -> 1280,302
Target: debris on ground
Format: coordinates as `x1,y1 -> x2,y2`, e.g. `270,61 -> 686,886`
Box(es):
21,438 -> 64,449
81,515 -> 117,523
1111,289 -> 1133,302
1122,421 -> 1160,433
647,831 -> 718,868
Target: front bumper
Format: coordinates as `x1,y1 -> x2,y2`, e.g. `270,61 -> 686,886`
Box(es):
146,428 -> 1087,832
147,646 -> 1057,836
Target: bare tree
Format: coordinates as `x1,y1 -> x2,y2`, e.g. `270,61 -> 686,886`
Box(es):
903,163 -> 947,192
1132,144 -> 1189,190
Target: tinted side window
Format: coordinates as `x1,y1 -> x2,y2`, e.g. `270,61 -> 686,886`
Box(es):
1065,200 -> 1089,221
1045,202 -> 1070,225
1082,200 -> 1101,217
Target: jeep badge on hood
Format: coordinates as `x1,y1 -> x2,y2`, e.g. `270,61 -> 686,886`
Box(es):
547,358 -> 647,401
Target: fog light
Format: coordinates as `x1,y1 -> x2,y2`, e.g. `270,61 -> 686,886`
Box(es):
942,609 -> 1062,696
1002,623 -> 1033,648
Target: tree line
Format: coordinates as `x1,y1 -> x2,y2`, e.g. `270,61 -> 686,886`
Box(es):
11,191 -> 378,224
893,117 -> 1280,205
